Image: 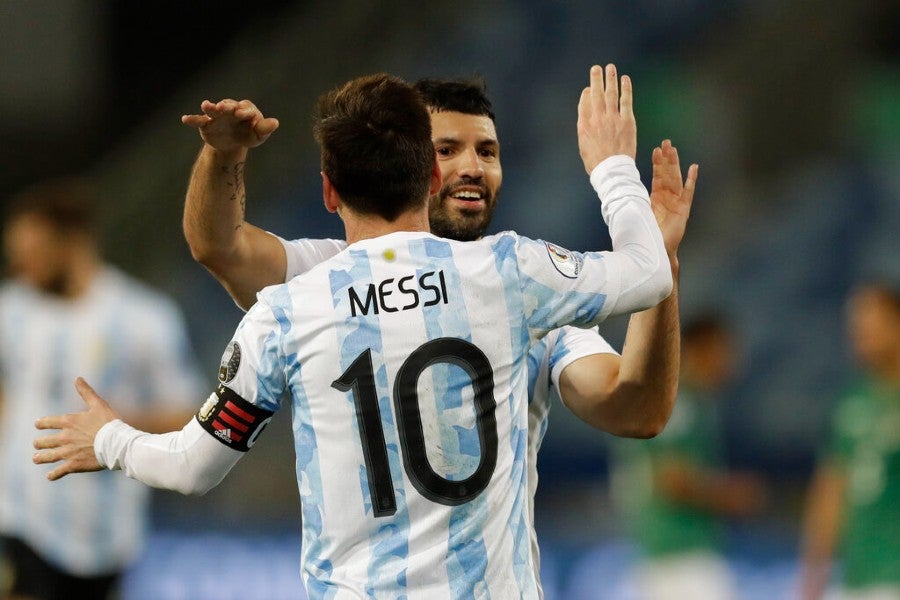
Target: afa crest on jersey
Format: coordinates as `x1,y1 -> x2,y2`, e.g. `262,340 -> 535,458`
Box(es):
218,341 -> 241,383
545,242 -> 582,279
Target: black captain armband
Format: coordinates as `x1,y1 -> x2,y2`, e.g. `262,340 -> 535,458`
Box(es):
195,385 -> 274,452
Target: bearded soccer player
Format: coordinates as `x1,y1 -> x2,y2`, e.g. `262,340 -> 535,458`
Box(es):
35,66 -> 672,597
180,74 -> 696,591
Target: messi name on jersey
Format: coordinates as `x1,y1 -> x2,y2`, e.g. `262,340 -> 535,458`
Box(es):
349,270 -> 449,317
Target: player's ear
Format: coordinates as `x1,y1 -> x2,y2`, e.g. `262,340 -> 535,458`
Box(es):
428,153 -> 441,196
322,171 -> 341,215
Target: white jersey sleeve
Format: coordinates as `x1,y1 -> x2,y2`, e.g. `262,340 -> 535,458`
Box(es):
510,156 -> 670,341
94,418 -> 241,495
547,325 -> 618,394
277,236 -> 347,282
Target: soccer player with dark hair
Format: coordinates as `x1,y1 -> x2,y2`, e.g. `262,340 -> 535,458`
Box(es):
34,66 -> 673,597
0,179 -> 202,600
178,72 -> 696,593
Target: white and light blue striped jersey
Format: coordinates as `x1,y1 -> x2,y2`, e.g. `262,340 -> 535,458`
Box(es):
280,236 -> 621,598
0,267 -> 203,576
523,326 -> 617,591
225,226 -> 655,599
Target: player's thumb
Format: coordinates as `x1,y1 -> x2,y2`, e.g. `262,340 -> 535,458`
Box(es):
256,117 -> 280,137
74,377 -> 105,410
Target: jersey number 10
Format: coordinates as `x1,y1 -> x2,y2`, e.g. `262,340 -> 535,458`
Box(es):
332,338 -> 499,517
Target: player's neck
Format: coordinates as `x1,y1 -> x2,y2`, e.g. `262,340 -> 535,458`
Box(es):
343,206 -> 431,245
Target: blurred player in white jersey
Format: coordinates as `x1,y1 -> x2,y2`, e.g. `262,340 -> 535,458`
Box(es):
181,76 -> 696,593
0,180 -> 202,599
33,66 -> 672,597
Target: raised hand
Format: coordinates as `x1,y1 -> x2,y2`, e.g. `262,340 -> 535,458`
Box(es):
33,377 -> 120,481
182,99 -> 280,153
649,140 -> 698,258
577,64 -> 637,173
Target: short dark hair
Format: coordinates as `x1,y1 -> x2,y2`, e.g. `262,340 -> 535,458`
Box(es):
313,73 -> 434,221
4,178 -> 96,234
413,77 -> 495,121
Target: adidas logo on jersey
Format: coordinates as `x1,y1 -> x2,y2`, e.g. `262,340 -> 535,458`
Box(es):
214,427 -> 233,443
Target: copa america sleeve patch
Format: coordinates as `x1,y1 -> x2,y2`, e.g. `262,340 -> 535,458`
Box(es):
195,385 -> 274,452
218,341 -> 241,383
545,242 -> 583,278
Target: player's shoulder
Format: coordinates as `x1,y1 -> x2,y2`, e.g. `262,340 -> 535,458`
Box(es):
481,229 -> 527,246
281,236 -> 347,253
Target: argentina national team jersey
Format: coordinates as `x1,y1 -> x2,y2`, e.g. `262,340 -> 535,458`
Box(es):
221,230 -> 629,599
0,268 -> 202,576
523,327 -> 618,592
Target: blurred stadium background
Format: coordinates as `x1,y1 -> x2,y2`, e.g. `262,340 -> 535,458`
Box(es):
2,0 -> 898,598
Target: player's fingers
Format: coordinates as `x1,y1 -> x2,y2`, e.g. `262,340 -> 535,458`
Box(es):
181,114 -> 212,128
205,99 -> 238,117
685,164 -> 699,190
45,463 -> 74,482
660,139 -> 672,158
32,446 -> 66,465
618,74 -> 633,121
670,144 -> 680,166
233,101 -> 260,121
577,86 -> 592,126
605,64 -> 619,114
254,117 -> 280,137
34,414 -> 68,430
652,146 -> 663,165
200,100 -> 224,117
682,164 -> 699,204
198,99 -> 217,113
589,65 -> 604,115
33,432 -> 66,450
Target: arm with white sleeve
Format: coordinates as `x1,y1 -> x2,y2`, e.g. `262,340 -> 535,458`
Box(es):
33,377 -> 266,496
558,141 -> 696,438
578,64 -> 672,314
587,153 -> 672,315
514,64 -> 671,337
34,303 -> 282,495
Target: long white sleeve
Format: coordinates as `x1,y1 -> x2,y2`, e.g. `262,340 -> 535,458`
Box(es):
590,154 -> 672,315
94,418 -> 242,495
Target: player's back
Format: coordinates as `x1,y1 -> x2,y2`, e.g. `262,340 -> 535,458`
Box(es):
241,230 -> 615,598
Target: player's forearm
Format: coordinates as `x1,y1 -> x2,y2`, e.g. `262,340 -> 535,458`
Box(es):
94,418 -> 240,495
183,144 -> 250,266
184,144 -> 291,310
609,265 -> 680,436
593,156 -> 673,316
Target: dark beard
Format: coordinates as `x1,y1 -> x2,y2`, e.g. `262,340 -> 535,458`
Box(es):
428,209 -> 490,242
428,180 -> 496,242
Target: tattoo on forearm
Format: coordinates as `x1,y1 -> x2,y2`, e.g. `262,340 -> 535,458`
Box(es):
221,162 -> 246,229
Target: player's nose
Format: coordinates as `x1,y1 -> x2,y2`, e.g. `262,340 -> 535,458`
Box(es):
458,147 -> 485,178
